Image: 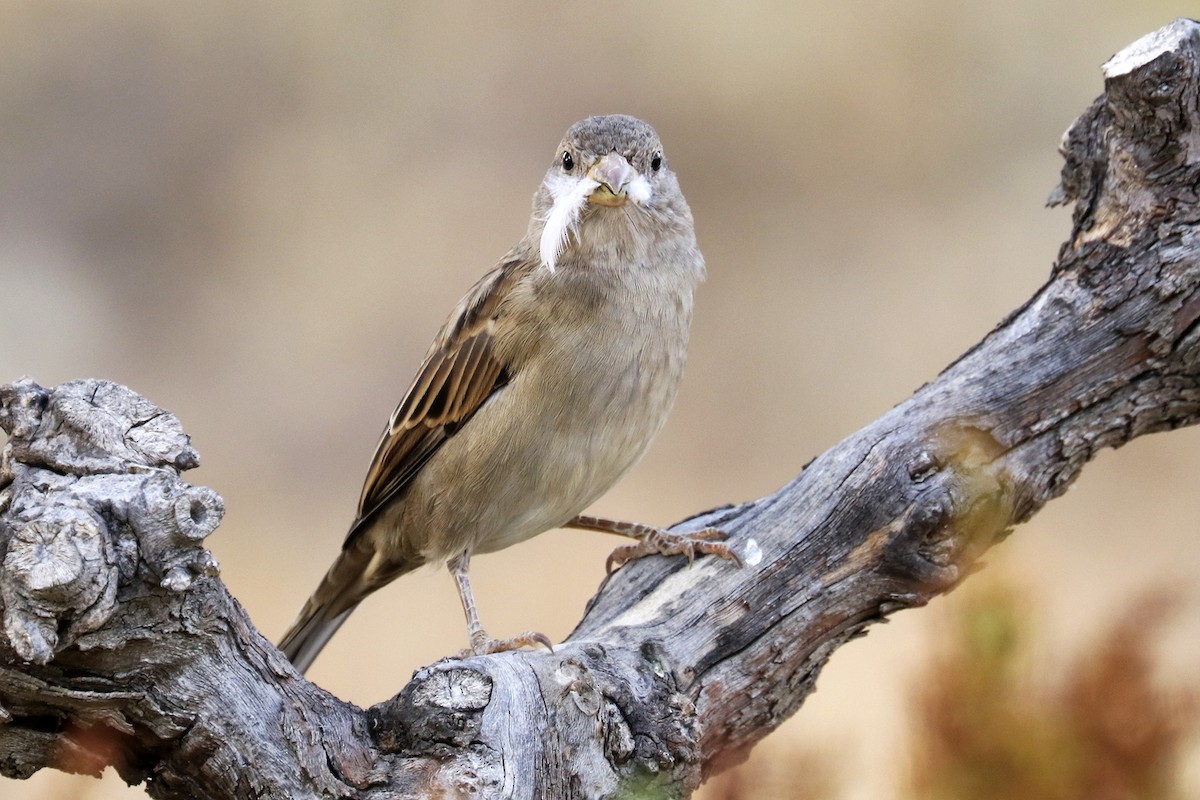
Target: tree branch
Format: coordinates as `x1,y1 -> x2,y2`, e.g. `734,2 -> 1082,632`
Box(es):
4,18 -> 1200,800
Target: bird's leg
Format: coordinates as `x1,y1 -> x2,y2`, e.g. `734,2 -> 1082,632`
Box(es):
565,515 -> 742,573
448,550 -> 552,657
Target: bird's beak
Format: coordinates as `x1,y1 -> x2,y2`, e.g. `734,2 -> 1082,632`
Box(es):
587,153 -> 638,207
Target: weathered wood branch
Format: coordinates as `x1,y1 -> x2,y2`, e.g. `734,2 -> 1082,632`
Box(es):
3,18 -> 1200,800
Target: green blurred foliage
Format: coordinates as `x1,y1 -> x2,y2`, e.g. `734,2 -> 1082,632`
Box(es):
909,584 -> 1198,800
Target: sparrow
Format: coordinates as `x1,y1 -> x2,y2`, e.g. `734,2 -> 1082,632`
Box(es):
279,115 -> 736,674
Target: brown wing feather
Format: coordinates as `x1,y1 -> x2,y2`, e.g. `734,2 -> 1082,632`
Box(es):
349,259 -> 525,538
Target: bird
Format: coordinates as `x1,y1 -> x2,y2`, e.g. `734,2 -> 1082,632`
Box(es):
278,114 -> 737,674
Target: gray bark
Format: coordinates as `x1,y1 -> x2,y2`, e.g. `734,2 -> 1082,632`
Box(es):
3,17 -> 1200,800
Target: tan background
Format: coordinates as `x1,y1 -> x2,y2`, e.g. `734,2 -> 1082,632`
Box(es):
1,3 -> 1197,797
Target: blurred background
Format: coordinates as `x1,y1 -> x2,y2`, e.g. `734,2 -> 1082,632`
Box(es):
1,2 -> 1198,798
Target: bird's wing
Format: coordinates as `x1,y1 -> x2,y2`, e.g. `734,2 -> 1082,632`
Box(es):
347,258 -> 526,540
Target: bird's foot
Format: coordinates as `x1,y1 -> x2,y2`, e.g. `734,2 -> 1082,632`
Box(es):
605,526 -> 741,573
457,629 -> 554,659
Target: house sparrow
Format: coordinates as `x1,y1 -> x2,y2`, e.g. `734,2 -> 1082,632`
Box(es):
279,115 -> 735,673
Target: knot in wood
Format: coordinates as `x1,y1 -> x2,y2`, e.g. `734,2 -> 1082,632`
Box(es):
0,379 -> 224,665
132,473 -> 224,591
370,665 -> 492,755
1,499 -> 117,664
907,449 -> 940,482
0,378 -> 199,475
0,377 -> 49,441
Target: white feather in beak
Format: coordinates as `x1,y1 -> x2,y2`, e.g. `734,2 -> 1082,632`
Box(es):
626,173 -> 652,205
540,172 -> 599,272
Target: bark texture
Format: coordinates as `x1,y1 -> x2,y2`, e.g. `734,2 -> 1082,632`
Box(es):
3,18 -> 1200,800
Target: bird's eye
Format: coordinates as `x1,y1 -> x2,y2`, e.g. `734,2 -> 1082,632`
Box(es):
650,151 -> 663,172
561,151 -> 574,171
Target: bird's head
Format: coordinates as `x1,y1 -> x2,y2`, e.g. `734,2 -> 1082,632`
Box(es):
535,115 -> 687,272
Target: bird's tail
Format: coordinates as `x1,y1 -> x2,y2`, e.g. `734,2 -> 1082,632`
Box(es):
278,531 -> 422,674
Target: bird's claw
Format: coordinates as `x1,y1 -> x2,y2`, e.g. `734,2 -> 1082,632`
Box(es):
605,526 -> 742,573
457,629 -> 554,659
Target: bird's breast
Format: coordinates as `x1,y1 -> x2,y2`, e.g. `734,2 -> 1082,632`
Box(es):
511,269 -> 692,486
399,242 -> 702,562
447,264 -> 694,555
